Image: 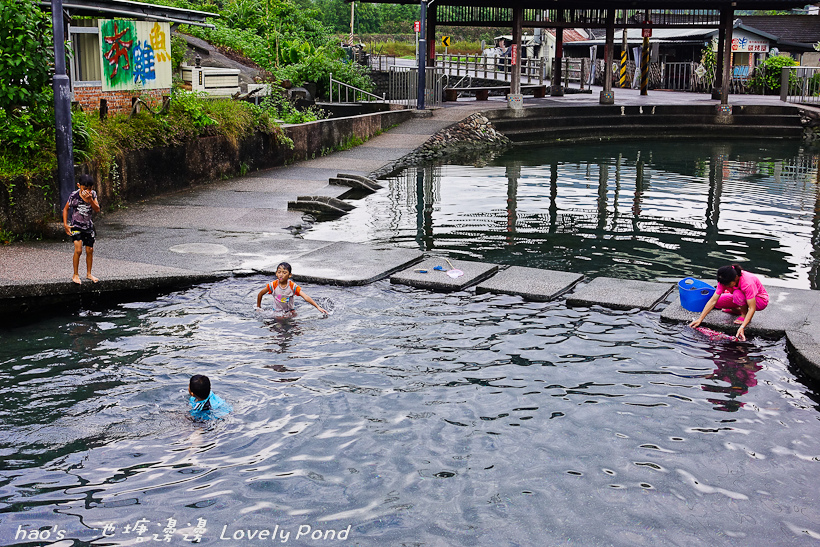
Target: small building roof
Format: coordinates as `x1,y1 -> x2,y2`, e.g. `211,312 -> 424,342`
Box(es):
736,15 -> 820,46
40,0 -> 218,27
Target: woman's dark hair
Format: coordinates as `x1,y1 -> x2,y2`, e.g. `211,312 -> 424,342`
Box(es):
189,374 -> 211,400
717,264 -> 743,286
276,262 -> 292,273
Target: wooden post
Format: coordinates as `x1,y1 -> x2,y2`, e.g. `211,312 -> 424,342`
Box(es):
552,12 -> 564,96
511,7 -> 522,96
601,8 -> 615,104
720,5 -> 734,106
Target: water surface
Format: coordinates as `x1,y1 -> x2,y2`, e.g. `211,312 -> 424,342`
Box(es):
307,139 -> 820,289
1,279 -> 820,545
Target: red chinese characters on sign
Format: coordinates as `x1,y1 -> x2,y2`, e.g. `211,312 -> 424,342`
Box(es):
103,22 -> 133,77
511,44 -> 518,66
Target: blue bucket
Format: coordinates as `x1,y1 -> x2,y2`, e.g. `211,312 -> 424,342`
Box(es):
678,277 -> 716,312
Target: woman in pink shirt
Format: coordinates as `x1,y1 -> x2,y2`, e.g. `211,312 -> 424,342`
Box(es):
689,264 -> 769,341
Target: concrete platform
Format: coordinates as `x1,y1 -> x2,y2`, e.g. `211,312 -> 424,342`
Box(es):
566,277 -> 675,311
787,317 -> 820,382
279,242 -> 423,286
391,257 -> 498,292
475,266 -> 583,302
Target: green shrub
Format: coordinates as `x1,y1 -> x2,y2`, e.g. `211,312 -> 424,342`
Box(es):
749,55 -> 799,94
260,90 -> 327,124
0,0 -> 53,111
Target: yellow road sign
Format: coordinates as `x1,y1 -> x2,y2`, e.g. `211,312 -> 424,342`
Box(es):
441,36 -> 450,47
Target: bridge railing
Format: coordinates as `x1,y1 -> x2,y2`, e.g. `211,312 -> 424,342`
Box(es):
434,54 -> 545,85
781,66 -> 820,104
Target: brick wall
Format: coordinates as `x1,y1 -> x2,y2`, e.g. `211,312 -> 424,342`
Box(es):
72,85 -> 169,114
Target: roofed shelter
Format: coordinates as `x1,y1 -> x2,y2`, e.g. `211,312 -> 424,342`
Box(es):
355,0 -> 811,106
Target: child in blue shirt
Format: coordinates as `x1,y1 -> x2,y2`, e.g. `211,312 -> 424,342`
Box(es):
188,374 -> 231,420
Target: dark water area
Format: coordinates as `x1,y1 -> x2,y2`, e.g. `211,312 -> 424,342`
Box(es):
308,139 -> 820,289
2,279 -> 820,545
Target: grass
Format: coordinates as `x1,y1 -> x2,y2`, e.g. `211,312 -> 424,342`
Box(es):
1,92 -> 289,186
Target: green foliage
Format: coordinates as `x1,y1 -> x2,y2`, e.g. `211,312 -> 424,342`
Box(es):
314,0 -> 419,34
171,90 -> 218,131
700,39 -> 717,77
276,45 -> 373,99
171,34 -> 188,72
260,90 -> 327,124
0,0 -> 53,111
749,55 -> 799,94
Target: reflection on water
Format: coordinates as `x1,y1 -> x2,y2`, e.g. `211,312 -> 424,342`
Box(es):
1,279 -> 820,545
307,139 -> 820,289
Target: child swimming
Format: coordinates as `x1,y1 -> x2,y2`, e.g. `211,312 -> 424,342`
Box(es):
188,374 -> 231,420
689,264 -> 769,342
256,262 -> 328,317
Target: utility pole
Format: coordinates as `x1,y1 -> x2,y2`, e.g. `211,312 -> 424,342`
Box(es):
51,0 -> 75,208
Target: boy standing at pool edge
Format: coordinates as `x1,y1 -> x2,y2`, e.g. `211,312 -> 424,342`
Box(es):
62,174 -> 101,284
256,262 -> 328,316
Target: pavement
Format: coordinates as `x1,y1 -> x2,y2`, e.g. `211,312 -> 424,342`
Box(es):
1,86 -> 818,379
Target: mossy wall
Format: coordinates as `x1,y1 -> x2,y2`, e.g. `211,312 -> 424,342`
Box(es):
0,108 -> 412,234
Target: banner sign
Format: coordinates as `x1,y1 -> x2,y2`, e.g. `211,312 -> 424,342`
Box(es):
99,20 -> 172,91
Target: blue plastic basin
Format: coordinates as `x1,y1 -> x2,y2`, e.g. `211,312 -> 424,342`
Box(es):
678,277 -> 716,313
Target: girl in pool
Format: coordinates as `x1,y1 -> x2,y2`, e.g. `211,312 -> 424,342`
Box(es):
256,262 -> 328,317
689,264 -> 769,342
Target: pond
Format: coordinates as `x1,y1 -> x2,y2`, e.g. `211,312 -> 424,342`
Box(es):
2,139 -> 820,546
307,139 -> 820,289
2,278 -> 820,545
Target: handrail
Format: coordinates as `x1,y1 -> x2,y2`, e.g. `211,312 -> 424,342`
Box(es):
434,53 -> 545,85
329,73 -> 386,103
781,66 -> 820,104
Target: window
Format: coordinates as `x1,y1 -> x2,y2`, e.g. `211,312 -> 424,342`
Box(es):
69,21 -> 102,85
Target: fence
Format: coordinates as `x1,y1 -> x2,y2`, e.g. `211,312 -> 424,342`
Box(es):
781,66 -> 820,104
433,54 -> 546,84
367,54 -> 398,72
388,66 -> 447,108
328,73 -> 386,103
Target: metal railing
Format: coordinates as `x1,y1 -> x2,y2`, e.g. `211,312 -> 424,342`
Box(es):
781,66 -> 820,104
368,54 -> 397,72
388,66 -> 446,108
434,54 -> 545,84
328,73 -> 386,103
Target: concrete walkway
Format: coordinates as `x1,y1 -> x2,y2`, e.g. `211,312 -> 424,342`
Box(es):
1,89 -> 818,379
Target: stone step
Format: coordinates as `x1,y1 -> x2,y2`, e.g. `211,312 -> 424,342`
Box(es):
287,195 -> 353,215
493,114 -> 802,132
506,124 -> 803,144
337,173 -> 383,190
391,257 -> 498,292
329,175 -> 382,193
486,104 -> 801,120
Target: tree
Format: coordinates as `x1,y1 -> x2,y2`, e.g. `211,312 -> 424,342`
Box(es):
0,0 -> 53,111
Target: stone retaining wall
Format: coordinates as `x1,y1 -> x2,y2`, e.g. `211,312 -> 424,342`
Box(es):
0,109 -> 413,235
